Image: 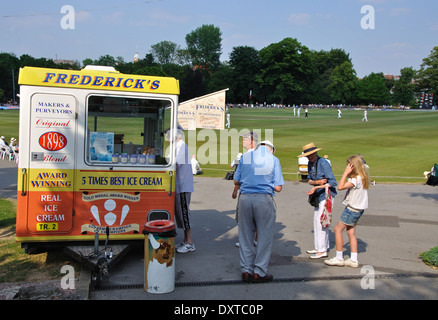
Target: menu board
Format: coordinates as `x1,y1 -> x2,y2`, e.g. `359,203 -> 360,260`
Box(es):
178,89 -> 227,130
89,132 -> 114,162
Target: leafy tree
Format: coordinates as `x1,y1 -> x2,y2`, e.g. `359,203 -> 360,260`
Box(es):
306,48 -> 353,104
179,68 -> 206,102
306,69 -> 333,104
19,54 -> 57,68
0,88 -> 5,103
416,46 -> 438,95
6,27 -> 438,107
133,66 -> 167,77
229,46 -> 260,103
0,53 -> 19,103
205,62 -> 233,99
82,58 -> 94,67
326,48 -> 352,69
151,41 -> 180,65
257,37 -> 312,104
312,48 -> 351,75
185,24 -> 222,73
327,61 -> 357,104
115,56 -> 125,65
356,73 -> 391,105
144,53 -> 155,66
175,48 -> 191,66
392,67 -> 416,105
94,54 -> 117,67
161,63 -> 188,80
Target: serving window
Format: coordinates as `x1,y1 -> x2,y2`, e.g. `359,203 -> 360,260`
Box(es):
86,95 -> 172,166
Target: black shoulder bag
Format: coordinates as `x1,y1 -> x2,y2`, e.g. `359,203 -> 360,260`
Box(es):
308,159 -> 320,207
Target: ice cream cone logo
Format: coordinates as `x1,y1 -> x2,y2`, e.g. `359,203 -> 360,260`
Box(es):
89,199 -> 130,226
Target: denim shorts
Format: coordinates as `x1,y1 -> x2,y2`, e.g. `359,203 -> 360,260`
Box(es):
340,206 -> 364,226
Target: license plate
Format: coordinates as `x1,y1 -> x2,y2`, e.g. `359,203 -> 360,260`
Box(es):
36,223 -> 58,231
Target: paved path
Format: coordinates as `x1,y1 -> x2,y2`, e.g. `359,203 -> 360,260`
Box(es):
0,159 -> 18,200
92,174 -> 438,301
2,159 -> 438,303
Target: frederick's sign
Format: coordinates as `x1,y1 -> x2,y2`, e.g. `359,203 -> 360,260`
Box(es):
18,66 -> 180,95
42,72 -> 161,90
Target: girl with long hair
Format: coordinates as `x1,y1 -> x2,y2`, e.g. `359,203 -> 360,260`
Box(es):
324,155 -> 370,268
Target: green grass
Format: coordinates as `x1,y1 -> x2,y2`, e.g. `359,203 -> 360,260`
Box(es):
0,199 -> 80,284
2,107 -> 438,183
420,247 -> 438,267
0,110 -> 19,141
198,107 -> 438,183
0,198 -> 16,229
1,108 -> 437,280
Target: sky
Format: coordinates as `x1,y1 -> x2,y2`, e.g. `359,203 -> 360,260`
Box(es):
1,0 -> 437,78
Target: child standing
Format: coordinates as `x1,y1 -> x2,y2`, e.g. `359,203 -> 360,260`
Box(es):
324,155 -> 370,268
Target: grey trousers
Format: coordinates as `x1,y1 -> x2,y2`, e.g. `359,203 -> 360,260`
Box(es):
238,193 -> 276,276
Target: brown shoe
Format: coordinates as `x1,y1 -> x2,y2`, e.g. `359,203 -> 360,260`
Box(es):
252,273 -> 273,283
241,272 -> 252,282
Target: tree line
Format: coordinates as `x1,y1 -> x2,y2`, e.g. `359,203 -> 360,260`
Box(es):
1,24 -> 437,107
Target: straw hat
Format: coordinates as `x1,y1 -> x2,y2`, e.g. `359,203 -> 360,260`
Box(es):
257,140 -> 276,153
297,142 -> 321,157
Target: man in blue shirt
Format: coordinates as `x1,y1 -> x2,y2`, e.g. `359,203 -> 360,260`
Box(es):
232,140 -> 284,282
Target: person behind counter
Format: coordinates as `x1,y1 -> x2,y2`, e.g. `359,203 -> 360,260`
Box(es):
166,129 -> 195,254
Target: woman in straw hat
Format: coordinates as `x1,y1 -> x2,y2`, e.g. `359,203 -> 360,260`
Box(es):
298,142 -> 337,259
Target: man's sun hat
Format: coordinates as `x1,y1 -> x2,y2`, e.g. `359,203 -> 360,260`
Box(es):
298,142 -> 321,157
257,140 -> 276,153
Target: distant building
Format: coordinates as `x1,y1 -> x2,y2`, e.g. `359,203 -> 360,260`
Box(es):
358,73 -> 400,81
383,74 -> 400,81
133,52 -> 140,63
54,59 -> 76,66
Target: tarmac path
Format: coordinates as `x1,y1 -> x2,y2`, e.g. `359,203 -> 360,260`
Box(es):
92,172 -> 438,301
1,159 -> 438,302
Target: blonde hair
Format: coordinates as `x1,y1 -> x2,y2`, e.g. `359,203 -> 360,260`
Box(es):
347,155 -> 370,189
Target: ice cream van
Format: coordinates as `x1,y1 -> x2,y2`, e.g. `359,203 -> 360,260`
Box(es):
16,66 -> 179,271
